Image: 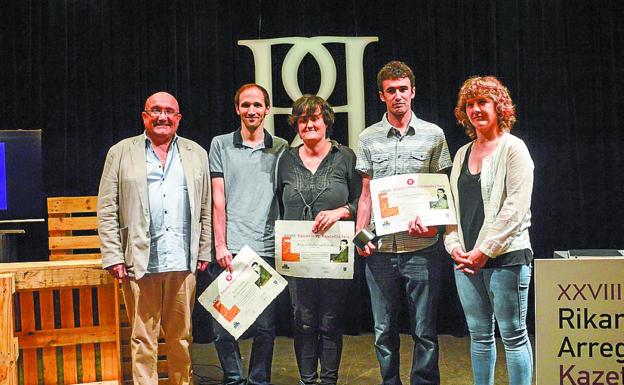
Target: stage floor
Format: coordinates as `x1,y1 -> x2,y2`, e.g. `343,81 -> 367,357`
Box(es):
191,334 -> 536,385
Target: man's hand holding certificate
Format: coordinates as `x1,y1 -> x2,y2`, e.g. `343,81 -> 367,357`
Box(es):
369,173 -> 457,236
197,246 -> 287,339
275,220 -> 355,279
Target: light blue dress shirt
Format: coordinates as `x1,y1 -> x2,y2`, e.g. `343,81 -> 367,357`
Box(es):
145,135 -> 191,273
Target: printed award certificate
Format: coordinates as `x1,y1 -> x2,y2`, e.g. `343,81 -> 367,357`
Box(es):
197,245 -> 287,339
369,173 -> 457,236
275,220 -> 355,279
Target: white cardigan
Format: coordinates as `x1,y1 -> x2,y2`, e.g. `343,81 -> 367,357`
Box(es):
444,133 -> 534,258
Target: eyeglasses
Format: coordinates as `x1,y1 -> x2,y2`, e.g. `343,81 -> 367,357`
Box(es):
144,109 -> 180,118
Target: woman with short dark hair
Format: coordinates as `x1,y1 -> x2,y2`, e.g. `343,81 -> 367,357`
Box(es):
277,94 -> 361,385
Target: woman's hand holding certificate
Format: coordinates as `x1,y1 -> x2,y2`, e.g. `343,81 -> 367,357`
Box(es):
275,220 -> 355,279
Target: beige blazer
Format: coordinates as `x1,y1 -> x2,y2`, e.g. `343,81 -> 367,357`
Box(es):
97,134 -> 212,279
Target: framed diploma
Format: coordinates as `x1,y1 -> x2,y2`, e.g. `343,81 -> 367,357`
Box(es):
369,173 -> 457,236
275,220 -> 355,279
197,245 -> 287,339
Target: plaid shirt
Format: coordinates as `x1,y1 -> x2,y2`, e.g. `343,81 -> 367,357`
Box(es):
356,112 -> 452,253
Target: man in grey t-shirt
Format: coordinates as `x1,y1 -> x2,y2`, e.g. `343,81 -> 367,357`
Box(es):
208,83 -> 287,385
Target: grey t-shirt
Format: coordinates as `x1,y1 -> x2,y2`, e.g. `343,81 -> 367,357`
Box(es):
209,129 -> 288,257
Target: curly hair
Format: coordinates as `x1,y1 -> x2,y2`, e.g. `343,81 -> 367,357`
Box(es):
288,94 -> 335,138
376,61 -> 415,92
454,76 -> 516,139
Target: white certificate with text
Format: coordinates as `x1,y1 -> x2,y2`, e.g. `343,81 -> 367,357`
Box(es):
197,245 -> 287,339
275,220 -> 355,279
370,173 -> 457,236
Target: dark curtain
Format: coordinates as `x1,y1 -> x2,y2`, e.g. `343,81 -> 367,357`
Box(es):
2,0 -> 623,336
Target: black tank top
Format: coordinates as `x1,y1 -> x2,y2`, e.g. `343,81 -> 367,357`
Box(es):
457,144 -> 532,268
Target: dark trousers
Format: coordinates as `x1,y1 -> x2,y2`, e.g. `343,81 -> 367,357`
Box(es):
288,277 -> 351,385
365,244 -> 441,385
208,258 -> 276,385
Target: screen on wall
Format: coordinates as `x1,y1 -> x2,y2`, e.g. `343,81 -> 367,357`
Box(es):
0,130 -> 44,223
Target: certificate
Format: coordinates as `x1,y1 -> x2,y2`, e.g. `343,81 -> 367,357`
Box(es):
275,220 -> 355,279
369,173 -> 457,236
197,245 -> 287,339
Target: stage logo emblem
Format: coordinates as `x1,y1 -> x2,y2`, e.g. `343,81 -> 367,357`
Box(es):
239,36 -> 378,147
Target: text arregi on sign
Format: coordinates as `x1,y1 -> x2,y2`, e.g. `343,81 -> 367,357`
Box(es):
535,257 -> 624,385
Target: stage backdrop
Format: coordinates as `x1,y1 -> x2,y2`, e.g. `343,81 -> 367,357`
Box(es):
1,0 -> 623,334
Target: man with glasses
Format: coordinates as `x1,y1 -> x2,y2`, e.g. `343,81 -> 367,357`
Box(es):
97,91 -> 212,385
207,83 -> 287,385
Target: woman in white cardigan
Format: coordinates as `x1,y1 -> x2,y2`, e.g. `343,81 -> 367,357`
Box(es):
444,76 -> 534,385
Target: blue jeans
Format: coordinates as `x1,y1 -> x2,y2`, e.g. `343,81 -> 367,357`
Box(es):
454,264 -> 533,385
288,277 -> 350,385
365,245 -> 441,385
208,258 -> 276,385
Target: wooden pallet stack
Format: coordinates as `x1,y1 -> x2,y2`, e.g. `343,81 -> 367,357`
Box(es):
0,196 -> 176,385
0,260 -> 119,385
46,196 -> 170,385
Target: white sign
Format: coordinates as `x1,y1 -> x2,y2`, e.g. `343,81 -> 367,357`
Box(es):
275,220 -> 355,279
369,173 -> 456,236
197,246 -> 287,339
535,257 -> 624,385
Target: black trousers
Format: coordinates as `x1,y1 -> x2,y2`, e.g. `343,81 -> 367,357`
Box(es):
288,277 -> 351,385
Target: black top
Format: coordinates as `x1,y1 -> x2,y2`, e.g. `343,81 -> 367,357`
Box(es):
458,144 -> 532,268
277,141 -> 361,221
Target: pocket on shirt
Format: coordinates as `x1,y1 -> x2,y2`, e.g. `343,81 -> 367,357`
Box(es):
331,168 -> 348,184
371,153 -> 390,176
405,151 -> 430,173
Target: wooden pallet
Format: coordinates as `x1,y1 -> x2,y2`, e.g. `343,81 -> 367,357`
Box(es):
0,261 -> 119,385
47,196 -> 170,384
